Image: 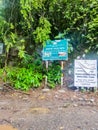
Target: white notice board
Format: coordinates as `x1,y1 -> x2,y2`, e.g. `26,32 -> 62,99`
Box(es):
74,60 -> 97,87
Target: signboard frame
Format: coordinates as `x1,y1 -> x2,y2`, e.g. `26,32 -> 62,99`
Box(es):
42,39 -> 68,88
42,39 -> 68,61
74,60 -> 97,88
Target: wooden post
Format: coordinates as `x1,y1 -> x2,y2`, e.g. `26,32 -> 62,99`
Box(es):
45,61 -> 48,88
61,61 -> 64,88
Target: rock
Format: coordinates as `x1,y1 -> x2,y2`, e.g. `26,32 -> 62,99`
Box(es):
38,95 -> 46,100
0,86 -> 3,91
73,104 -> 78,107
78,98 -> 84,101
59,126 -> 64,130
42,88 -> 50,93
58,107 -> 63,110
54,95 -> 58,98
58,89 -> 65,93
63,103 -> 70,108
90,98 -> 95,103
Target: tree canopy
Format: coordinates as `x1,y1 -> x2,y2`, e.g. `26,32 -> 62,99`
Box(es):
0,0 -> 98,61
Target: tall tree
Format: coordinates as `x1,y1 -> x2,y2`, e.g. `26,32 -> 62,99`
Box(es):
0,0 -> 98,62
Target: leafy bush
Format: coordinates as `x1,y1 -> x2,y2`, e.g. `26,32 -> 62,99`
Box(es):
0,67 -> 43,91
0,53 -> 45,91
0,67 -> 43,90
46,62 -> 61,88
20,53 -> 44,72
0,55 -> 61,90
0,68 -> 4,78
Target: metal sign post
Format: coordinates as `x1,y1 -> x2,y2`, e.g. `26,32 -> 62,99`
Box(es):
61,61 -> 64,88
45,61 -> 48,88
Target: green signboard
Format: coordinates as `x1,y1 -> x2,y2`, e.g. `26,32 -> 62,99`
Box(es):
42,39 -> 68,61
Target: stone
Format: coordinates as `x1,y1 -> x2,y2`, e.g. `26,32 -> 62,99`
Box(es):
73,104 -> 78,107
58,89 -> 65,93
42,88 -> 50,93
90,98 -> 95,103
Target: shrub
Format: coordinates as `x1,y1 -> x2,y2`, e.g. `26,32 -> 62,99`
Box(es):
0,67 -> 43,91
46,62 -> 61,88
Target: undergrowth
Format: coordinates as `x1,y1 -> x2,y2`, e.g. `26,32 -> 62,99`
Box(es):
0,54 -> 61,91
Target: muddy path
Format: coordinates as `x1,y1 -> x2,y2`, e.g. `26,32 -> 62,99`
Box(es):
0,88 -> 98,130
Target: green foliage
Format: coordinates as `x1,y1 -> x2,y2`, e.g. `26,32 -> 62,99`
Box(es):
0,55 -> 5,68
4,32 -> 25,56
33,17 -> 51,45
1,66 -> 43,91
46,62 -> 61,88
0,53 -> 44,91
0,68 -> 3,78
0,54 -> 61,90
1,0 -> 98,59
3,32 -> 26,66
20,53 -> 43,72
68,43 -> 73,54
64,0 -> 98,54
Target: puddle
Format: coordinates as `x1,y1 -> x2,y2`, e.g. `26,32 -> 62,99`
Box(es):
0,125 -> 17,130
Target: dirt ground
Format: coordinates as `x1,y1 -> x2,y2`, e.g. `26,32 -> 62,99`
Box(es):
0,87 -> 98,130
